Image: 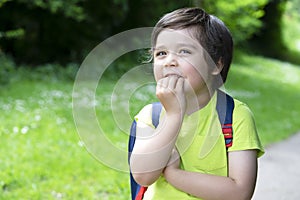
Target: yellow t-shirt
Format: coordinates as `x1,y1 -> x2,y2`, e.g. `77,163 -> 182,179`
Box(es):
134,92 -> 264,200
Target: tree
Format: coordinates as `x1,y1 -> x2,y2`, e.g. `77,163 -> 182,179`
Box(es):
0,0 -> 192,65
0,0 -> 88,65
201,0 -> 268,45
249,0 -> 288,58
0,0 -> 25,43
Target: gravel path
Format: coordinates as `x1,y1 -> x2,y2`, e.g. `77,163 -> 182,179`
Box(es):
252,132 -> 300,199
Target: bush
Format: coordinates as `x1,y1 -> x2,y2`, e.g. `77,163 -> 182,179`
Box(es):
0,0 -> 192,65
203,0 -> 268,45
0,54 -> 79,85
0,54 -> 16,85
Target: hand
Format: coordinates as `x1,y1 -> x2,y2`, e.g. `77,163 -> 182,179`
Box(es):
156,76 -> 186,116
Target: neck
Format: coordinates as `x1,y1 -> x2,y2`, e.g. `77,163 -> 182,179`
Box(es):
185,87 -> 216,115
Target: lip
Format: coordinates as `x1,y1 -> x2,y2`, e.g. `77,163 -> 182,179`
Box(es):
164,74 -> 182,78
164,72 -> 184,78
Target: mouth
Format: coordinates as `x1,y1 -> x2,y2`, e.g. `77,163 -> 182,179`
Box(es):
164,73 -> 184,78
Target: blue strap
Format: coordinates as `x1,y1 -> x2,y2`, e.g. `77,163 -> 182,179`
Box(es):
151,102 -> 162,128
216,90 -> 234,148
128,120 -> 138,199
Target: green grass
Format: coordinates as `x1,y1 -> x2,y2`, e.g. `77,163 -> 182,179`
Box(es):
1,53 -> 300,199
0,81 -> 129,199
226,52 -> 300,145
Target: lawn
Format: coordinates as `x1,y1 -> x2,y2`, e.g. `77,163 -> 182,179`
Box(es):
1,53 -> 300,199
226,52 -> 300,145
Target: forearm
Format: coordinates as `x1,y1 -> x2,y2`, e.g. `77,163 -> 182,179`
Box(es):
165,169 -> 252,200
164,151 -> 258,200
130,114 -> 183,185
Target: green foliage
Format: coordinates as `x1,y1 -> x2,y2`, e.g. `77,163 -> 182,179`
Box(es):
202,0 -> 268,45
246,0 -> 289,59
23,63 -> 79,82
0,28 -> 24,39
0,54 -> 16,85
0,55 -> 79,85
17,0 -> 86,21
0,0 -> 10,7
0,1 -> 25,40
282,0 -> 300,57
1,0 -> 297,66
286,0 -> 300,19
0,0 -> 192,65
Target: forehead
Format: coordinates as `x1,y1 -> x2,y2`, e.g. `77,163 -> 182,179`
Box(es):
155,29 -> 202,49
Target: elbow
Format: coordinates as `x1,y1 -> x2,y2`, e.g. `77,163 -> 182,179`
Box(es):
241,191 -> 255,200
234,194 -> 253,200
132,173 -> 157,186
221,180 -> 255,200
222,192 -> 253,200
239,184 -> 256,200
231,187 -> 255,200
130,158 -> 163,186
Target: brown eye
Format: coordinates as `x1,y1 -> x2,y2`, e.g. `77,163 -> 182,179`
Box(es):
155,51 -> 167,57
178,49 -> 191,55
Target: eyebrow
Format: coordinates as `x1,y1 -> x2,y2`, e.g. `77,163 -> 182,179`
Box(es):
176,43 -> 198,49
154,43 -> 199,50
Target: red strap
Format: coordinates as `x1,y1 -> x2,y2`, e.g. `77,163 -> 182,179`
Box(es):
135,186 -> 148,200
222,124 -> 233,148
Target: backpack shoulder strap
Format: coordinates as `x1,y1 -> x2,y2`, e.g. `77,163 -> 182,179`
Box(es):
128,102 -> 162,200
216,90 -> 235,148
151,102 -> 162,128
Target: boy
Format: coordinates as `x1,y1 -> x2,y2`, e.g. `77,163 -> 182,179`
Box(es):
130,7 -> 264,200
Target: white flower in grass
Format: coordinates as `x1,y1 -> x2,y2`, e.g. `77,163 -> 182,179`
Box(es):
13,126 -> 19,133
21,126 -> 29,134
35,115 -> 41,121
78,140 -> 85,147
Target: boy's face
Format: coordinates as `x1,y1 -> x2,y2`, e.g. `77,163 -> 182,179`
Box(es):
153,29 -> 216,96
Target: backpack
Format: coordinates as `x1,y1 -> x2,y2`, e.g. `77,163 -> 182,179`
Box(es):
128,90 -> 234,200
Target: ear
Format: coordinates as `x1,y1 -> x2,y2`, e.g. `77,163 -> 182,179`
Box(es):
211,58 -> 224,75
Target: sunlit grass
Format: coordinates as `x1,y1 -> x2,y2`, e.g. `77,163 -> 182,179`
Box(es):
0,81 -> 129,199
226,53 -> 300,145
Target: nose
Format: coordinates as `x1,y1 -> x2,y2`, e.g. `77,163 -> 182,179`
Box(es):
164,52 -> 178,67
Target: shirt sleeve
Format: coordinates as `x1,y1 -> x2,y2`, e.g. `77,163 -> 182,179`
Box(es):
134,104 -> 155,129
228,100 -> 265,157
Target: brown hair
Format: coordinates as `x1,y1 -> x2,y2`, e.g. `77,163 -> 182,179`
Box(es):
151,7 -> 233,86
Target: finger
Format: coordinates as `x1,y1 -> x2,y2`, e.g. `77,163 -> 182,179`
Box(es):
156,77 -> 166,89
175,77 -> 184,91
167,76 -> 178,90
156,78 -> 169,98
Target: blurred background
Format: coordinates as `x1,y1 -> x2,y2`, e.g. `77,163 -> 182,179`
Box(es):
1,0 -> 299,68
1,0 -> 300,199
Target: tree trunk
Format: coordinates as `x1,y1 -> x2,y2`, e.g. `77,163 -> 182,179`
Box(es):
249,0 -> 287,59
192,0 -> 203,7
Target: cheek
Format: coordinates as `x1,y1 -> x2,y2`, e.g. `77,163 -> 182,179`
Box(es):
189,73 -> 205,88
183,65 -> 206,88
153,63 -> 163,81
185,61 -> 210,82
